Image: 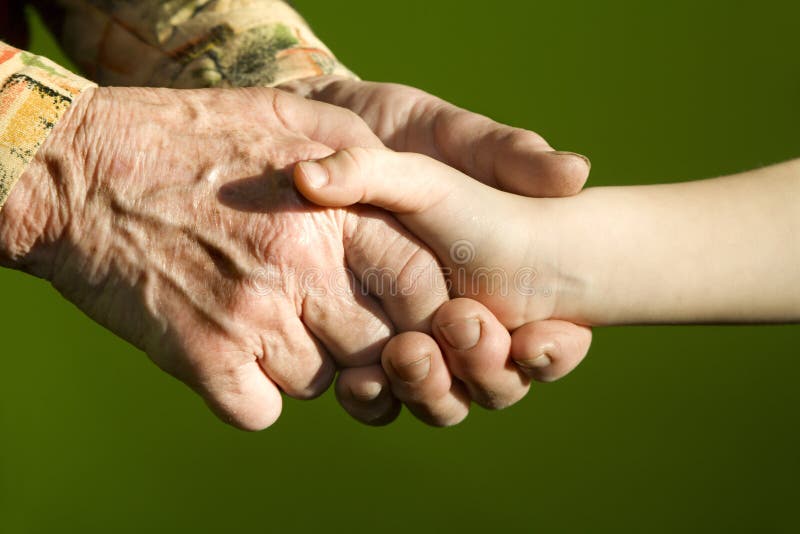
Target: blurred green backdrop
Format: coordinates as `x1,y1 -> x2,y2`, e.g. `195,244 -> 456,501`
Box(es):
2,1 -> 798,532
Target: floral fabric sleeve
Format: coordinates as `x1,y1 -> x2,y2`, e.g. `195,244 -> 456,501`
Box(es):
0,41 -> 95,210
54,0 -> 356,88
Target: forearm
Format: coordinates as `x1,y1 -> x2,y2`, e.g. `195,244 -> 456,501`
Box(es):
554,160 -> 800,325
47,0 -> 355,88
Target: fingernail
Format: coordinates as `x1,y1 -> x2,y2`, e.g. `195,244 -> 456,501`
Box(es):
392,354 -> 431,383
515,353 -> 552,370
298,161 -> 329,188
349,381 -> 383,402
551,151 -> 591,170
439,318 -> 482,350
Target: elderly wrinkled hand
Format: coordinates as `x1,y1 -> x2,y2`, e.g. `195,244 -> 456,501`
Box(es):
0,86 -> 450,430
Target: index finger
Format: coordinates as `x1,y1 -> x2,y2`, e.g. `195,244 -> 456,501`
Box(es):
272,89 -> 385,150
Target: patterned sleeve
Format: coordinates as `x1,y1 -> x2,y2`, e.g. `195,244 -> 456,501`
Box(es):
0,41 -> 95,211
53,0 -> 357,88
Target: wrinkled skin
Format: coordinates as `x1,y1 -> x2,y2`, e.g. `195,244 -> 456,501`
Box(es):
282,76 -> 594,426
0,86 -> 448,430
0,77 -> 594,430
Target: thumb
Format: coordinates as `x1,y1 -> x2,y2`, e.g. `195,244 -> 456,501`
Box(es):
271,89 -> 384,150
293,147 -> 480,214
294,148 -> 494,266
294,147 -> 497,255
431,105 -> 591,197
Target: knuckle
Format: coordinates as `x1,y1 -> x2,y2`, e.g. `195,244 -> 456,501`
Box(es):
270,88 -> 295,130
484,126 -> 548,153
434,298 -> 484,325
507,127 -> 548,149
196,360 -> 283,431
340,146 -> 370,173
480,127 -> 549,168
395,246 -> 438,298
353,309 -> 394,344
341,106 -> 363,125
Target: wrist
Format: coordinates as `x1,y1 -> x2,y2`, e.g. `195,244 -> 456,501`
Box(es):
540,191 -> 606,326
0,87 -> 93,279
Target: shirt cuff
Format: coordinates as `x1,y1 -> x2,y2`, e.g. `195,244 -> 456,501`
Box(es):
57,0 -> 357,88
0,41 -> 96,211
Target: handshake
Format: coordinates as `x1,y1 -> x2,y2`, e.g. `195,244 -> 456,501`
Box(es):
4,74 -> 796,431
0,78 -> 594,429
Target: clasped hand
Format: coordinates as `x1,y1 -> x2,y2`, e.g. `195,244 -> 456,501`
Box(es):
3,80 -> 590,429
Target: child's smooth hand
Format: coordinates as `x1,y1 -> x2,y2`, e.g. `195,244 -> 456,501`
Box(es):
378,298 -> 591,425
294,147 -> 564,328
295,148 -> 588,423
284,80 -> 593,426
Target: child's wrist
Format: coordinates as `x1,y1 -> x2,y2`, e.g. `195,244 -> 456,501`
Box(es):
540,192 -> 606,326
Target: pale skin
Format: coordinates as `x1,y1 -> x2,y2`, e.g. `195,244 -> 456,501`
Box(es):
6,1 -> 597,427
294,150 -> 800,403
0,82 -> 592,429
0,86 -> 459,430
281,76 -> 594,425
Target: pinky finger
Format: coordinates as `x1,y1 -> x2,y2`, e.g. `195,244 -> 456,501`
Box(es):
510,321 -> 593,383
335,365 -> 401,426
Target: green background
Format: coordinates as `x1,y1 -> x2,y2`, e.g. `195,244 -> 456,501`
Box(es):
2,1 -> 798,532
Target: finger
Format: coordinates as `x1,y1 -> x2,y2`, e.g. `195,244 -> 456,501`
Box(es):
174,338 -> 284,432
432,298 -> 530,410
198,358 -> 283,431
342,206 -> 449,333
254,303 -> 337,400
279,76 -> 409,142
510,320 -> 593,383
335,365 -> 401,426
382,332 -> 471,427
280,78 -> 590,197
302,265 -> 394,367
295,147 -> 492,263
271,89 -> 384,150
295,148 -> 494,276
428,104 -> 591,197
294,147 -> 464,213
